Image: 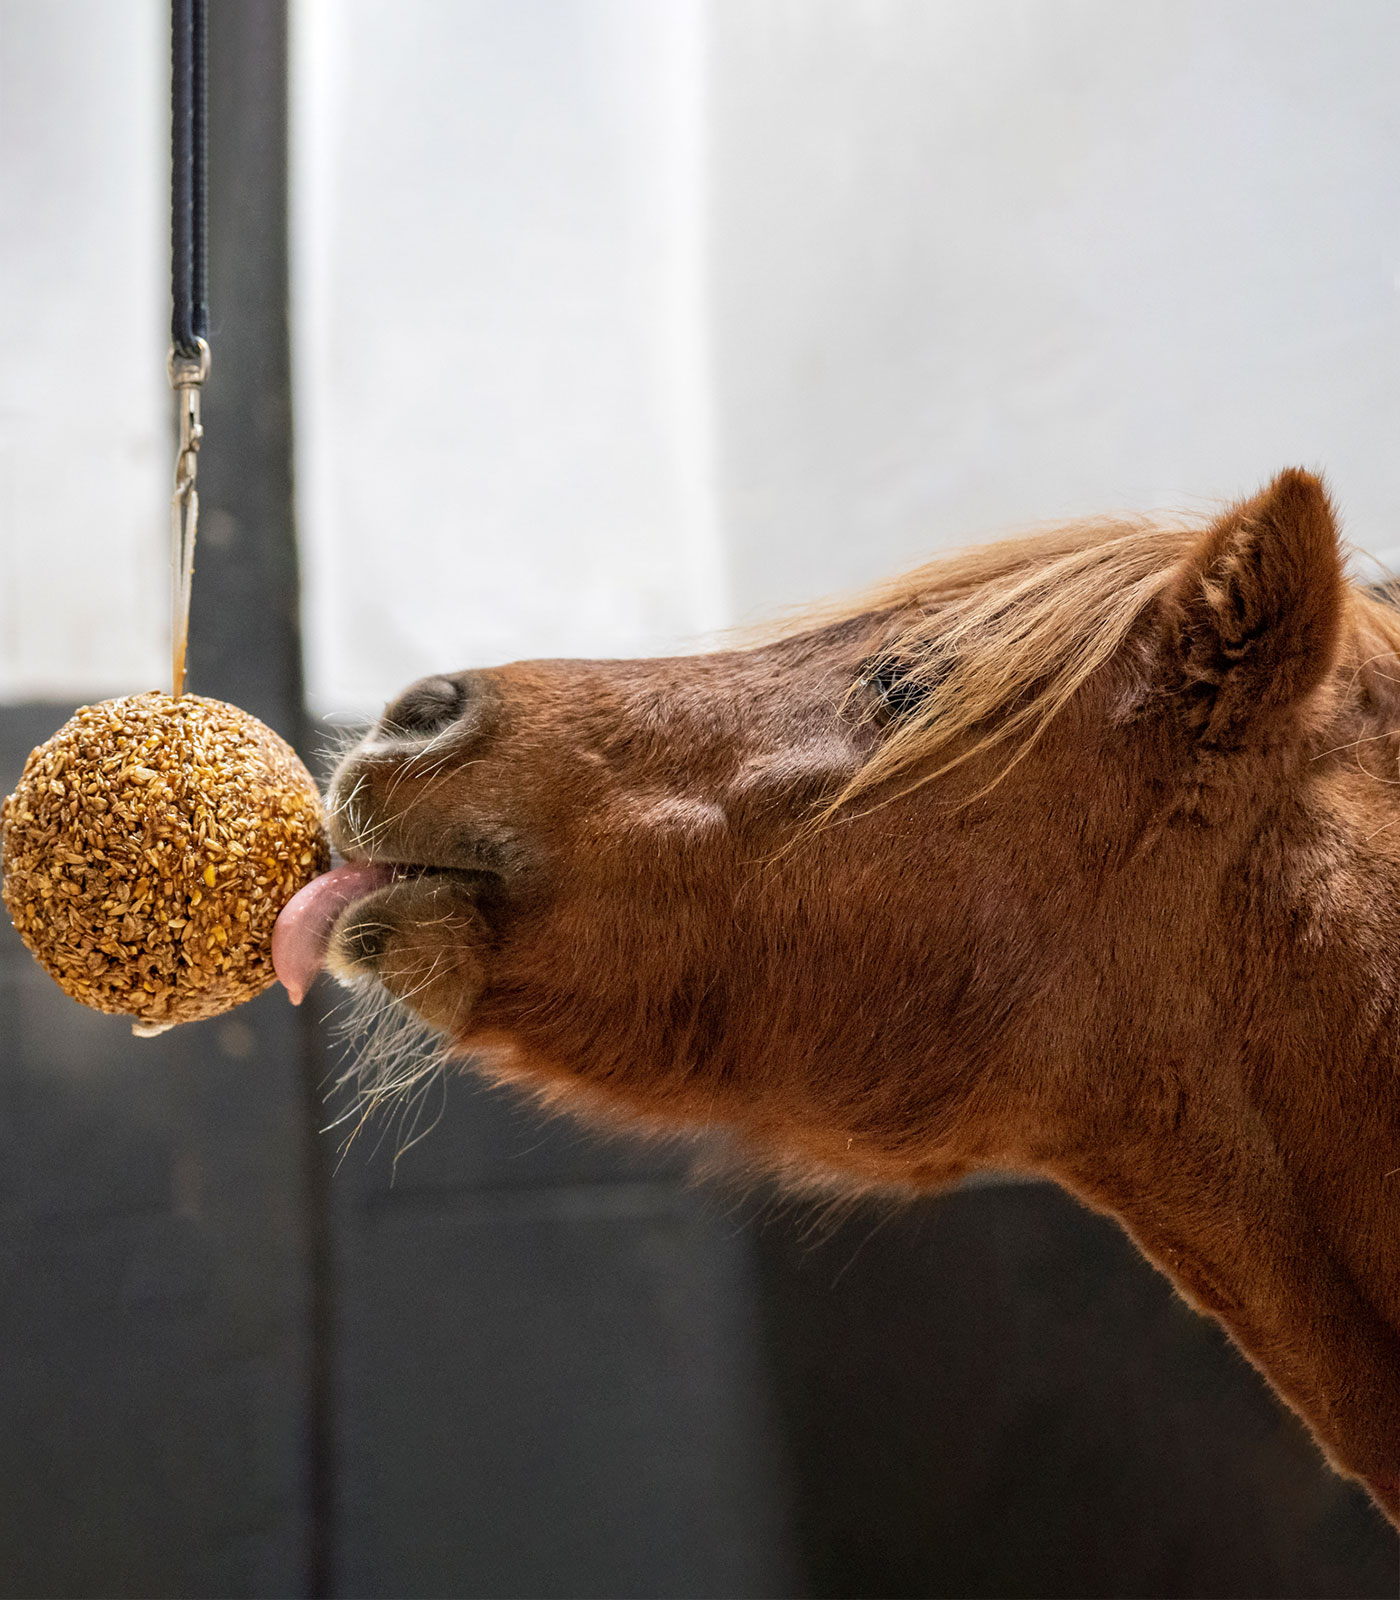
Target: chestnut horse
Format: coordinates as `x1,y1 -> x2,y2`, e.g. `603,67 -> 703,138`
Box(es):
283,469 -> 1400,1521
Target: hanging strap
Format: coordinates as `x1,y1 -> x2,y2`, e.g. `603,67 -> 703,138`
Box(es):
169,0 -> 209,695
171,0 -> 208,357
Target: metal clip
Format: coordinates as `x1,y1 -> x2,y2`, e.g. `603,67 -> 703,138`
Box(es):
168,338 -> 210,697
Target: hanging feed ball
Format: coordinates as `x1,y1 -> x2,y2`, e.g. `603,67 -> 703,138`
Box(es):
1,692 -> 330,1034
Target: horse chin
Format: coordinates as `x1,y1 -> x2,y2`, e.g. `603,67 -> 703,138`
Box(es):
325,871 -> 488,1037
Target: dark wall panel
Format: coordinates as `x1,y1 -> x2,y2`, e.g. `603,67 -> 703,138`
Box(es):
0,735 -> 314,1599
321,1065 -> 799,1600
753,1179 -> 1398,1599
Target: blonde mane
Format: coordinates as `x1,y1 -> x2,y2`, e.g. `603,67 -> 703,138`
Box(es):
802,514 -> 1400,813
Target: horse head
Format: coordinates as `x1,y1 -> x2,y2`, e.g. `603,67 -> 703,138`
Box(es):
279,467 -> 1400,1520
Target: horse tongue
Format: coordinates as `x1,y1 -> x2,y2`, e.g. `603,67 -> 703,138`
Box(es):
272,863 -> 394,1004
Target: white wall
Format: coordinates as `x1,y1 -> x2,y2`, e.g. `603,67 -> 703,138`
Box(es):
292,0 -> 1400,717
707,0 -> 1400,617
0,0 -> 167,700
4,1 -> 1399,715
291,0 -> 723,714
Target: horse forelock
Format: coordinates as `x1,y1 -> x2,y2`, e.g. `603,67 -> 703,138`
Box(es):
802,513 -> 1198,809
769,511 -> 1400,813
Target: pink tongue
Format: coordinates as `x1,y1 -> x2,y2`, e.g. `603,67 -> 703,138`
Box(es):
272,863 -> 394,1004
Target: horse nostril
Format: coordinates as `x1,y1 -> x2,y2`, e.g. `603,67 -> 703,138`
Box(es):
383,675 -> 466,738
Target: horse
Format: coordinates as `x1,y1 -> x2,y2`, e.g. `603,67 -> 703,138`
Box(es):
275,467 -> 1400,1522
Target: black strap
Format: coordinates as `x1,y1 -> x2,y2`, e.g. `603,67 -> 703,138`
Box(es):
171,0 -> 208,358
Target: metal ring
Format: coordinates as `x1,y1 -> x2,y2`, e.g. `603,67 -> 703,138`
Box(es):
167,336 -> 211,387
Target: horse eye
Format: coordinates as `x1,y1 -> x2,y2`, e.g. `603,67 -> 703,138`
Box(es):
383,675 -> 466,737
861,657 -> 934,720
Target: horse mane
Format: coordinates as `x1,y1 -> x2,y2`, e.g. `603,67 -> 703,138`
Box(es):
789,512 -> 1400,814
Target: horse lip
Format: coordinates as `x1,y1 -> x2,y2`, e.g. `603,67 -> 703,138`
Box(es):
342,854 -> 491,881
344,828 -> 524,880
276,855 -> 478,1005
328,750 -> 524,878
321,861 -> 497,1001
333,854 -> 508,909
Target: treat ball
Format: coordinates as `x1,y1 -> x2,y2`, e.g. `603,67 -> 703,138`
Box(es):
1,693 -> 330,1033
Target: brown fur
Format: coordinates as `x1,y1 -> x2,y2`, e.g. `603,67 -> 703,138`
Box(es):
328,469 -> 1400,1520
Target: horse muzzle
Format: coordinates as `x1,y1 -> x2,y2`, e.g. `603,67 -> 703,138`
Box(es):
272,675 -> 527,1030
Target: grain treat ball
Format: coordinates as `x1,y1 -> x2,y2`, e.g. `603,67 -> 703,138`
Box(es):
1,693 -> 330,1034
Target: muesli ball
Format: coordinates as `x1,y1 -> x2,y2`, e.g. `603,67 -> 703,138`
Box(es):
1,693 -> 329,1033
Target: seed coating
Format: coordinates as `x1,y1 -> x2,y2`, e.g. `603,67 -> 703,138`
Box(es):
1,693 -> 330,1032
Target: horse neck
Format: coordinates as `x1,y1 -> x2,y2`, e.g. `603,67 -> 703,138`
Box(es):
1040,814 -> 1400,1514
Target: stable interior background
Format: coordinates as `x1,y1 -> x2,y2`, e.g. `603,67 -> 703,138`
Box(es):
2,2 -> 1399,1596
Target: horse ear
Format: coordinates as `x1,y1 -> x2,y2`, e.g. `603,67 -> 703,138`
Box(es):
1165,468 -> 1345,745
